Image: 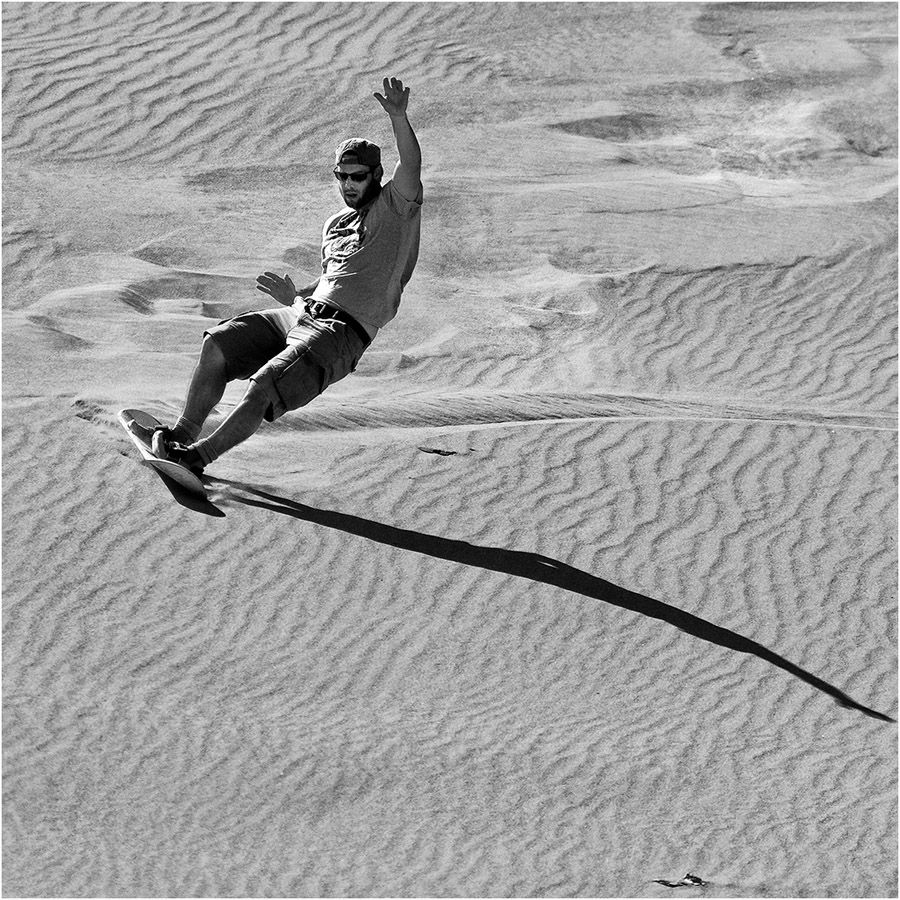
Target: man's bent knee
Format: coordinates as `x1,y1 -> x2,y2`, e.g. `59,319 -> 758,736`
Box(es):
245,377 -> 281,422
200,334 -> 228,373
243,381 -> 272,410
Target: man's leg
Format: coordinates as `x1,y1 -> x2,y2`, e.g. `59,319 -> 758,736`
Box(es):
174,317 -> 367,472
180,339 -> 324,471
169,335 -> 230,444
190,381 -> 270,464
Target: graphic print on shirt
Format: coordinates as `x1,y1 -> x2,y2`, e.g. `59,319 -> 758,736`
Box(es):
324,210 -> 368,264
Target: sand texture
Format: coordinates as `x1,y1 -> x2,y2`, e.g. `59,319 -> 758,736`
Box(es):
3,3 -> 897,897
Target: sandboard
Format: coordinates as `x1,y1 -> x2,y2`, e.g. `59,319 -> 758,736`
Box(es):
118,409 -> 223,516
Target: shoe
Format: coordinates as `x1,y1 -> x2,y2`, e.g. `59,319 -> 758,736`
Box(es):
151,427 -> 177,460
168,442 -> 206,476
126,418 -> 163,452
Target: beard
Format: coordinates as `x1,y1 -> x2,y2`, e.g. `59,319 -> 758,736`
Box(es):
343,179 -> 382,210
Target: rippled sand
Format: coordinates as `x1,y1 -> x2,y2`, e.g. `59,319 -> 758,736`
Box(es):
3,3 -> 897,897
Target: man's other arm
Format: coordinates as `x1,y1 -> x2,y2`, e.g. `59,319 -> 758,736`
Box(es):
256,272 -> 321,305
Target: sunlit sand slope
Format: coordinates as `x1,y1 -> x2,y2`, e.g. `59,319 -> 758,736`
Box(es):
3,2 -> 896,897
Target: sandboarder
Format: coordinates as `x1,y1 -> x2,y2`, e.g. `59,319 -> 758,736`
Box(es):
145,76 -> 423,474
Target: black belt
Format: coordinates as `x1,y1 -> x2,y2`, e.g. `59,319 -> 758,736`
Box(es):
305,300 -> 371,346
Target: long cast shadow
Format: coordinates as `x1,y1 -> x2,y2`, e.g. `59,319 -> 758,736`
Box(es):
212,478 -> 893,722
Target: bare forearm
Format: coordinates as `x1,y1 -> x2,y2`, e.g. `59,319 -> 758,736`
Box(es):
390,113 -> 421,169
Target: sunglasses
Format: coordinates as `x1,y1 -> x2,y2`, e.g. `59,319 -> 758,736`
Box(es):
333,168 -> 371,183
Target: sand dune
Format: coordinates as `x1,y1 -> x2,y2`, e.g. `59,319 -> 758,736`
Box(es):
3,2 -> 897,897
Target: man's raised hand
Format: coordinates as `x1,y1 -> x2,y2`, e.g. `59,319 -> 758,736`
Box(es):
374,76 -> 410,119
255,271 -> 296,306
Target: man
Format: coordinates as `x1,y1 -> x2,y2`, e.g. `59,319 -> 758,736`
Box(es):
152,76 -> 423,473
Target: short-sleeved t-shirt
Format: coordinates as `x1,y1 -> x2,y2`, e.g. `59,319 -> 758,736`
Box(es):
303,179 -> 423,338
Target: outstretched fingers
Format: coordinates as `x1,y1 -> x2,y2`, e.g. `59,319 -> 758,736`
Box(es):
255,271 -> 279,292
390,77 -> 409,97
255,272 -> 294,302
374,76 -> 410,116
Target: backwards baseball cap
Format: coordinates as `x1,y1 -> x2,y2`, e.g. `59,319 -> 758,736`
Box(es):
334,137 -> 381,168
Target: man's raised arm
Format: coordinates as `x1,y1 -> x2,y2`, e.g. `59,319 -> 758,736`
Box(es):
374,76 -> 422,201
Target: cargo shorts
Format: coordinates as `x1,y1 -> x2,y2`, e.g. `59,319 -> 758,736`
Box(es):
205,306 -> 370,422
